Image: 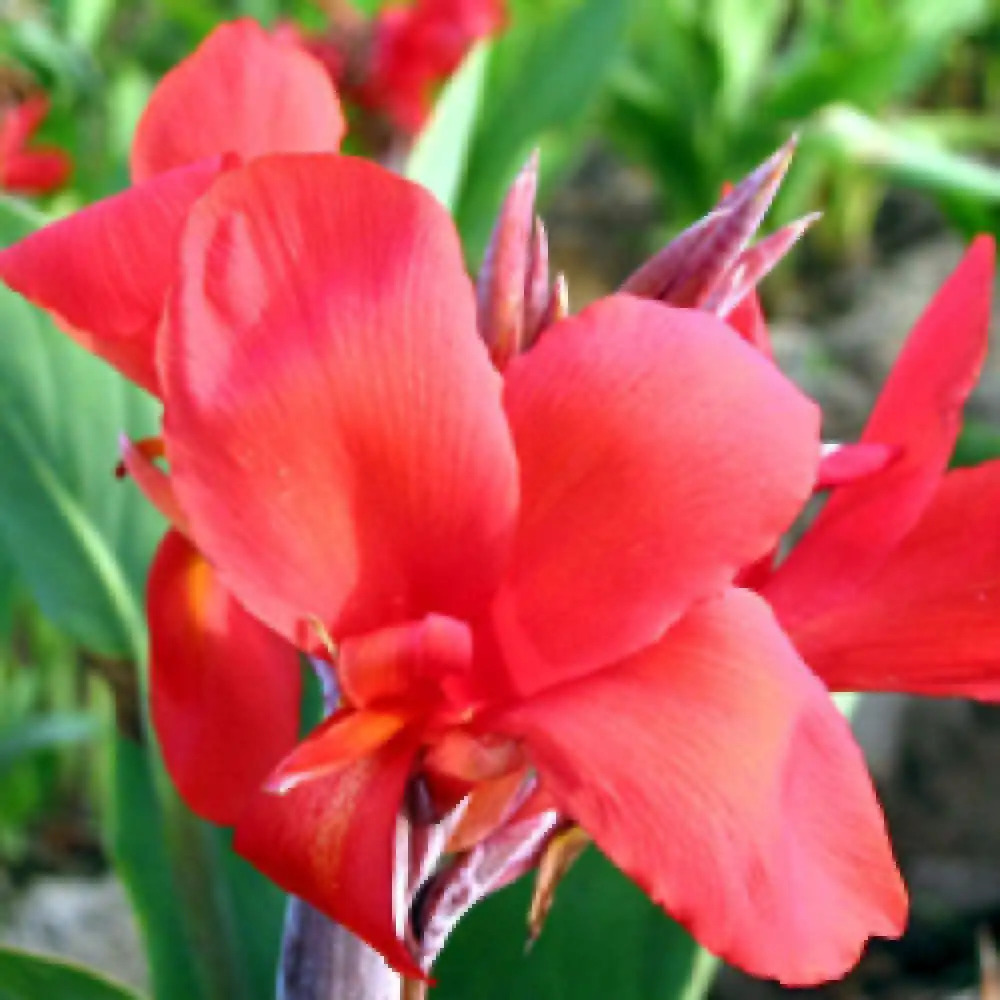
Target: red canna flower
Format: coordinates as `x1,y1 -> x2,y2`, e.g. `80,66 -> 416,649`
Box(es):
0,96 -> 71,195
130,153 -> 902,985
7,113 -> 995,985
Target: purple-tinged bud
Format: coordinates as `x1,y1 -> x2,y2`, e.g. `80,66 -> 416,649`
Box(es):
478,151 -> 540,367
522,217 -> 551,345
703,212 -> 820,317
622,137 -> 798,308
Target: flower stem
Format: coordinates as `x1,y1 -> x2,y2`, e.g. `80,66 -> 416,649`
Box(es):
278,897 -> 403,1000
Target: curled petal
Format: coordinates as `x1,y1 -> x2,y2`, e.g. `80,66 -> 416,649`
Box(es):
131,20 -> 345,182
148,530 -> 301,825
265,708 -> 411,794
493,295 -> 819,694
163,155 -> 519,645
792,461 -> 1000,698
338,614 -> 474,710
236,735 -> 424,979
764,236 -> 995,623
495,588 -> 906,985
0,159 -> 221,394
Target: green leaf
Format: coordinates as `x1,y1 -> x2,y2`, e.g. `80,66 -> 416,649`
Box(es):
435,847 -> 715,1000
109,738 -> 238,1000
0,945 -> 143,1000
454,0 -> 631,261
0,285 -> 161,658
406,44 -> 490,214
0,204 -> 162,659
810,105 -> 1000,203
0,712 -> 98,775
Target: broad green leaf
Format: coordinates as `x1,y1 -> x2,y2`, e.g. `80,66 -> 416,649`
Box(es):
435,847 -> 714,1000
455,0 -> 631,261
406,44 -> 490,214
0,282 -> 160,658
0,945 -> 143,1000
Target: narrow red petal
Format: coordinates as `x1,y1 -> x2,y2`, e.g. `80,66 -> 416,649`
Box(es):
0,159 -> 221,394
791,461 -> 1000,698
148,530 -> 301,826
764,236 -> 995,624
163,155 -> 518,645
119,435 -> 188,532
493,295 -> 819,695
816,442 -> 900,489
131,20 -> 344,182
495,588 -> 906,985
265,708 -> 411,793
235,736 -> 424,979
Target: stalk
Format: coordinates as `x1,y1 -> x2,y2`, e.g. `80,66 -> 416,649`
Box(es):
277,897 -> 404,1000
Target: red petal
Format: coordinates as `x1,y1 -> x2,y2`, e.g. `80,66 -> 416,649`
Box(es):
816,442 -> 901,489
791,461 -> 1000,698
764,237 -> 995,624
0,159 -> 221,394
148,530 -> 301,826
163,155 -> 518,644
131,20 -> 344,182
492,296 -> 819,694
235,736 -> 423,978
338,614 -> 474,709
495,588 -> 906,985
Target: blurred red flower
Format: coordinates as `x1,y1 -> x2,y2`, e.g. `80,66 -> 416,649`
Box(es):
0,96 -> 71,195
302,0 -> 504,135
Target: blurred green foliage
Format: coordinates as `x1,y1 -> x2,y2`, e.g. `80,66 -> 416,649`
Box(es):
604,0 -> 1000,254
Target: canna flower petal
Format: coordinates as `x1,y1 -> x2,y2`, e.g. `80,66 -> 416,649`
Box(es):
494,588 -> 906,985
163,155 -> 519,645
148,530 -> 301,826
0,158 -> 222,394
763,236 -> 995,624
791,461 -> 1000,698
131,19 -> 345,183
491,295 -> 820,695
235,735 -> 424,979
